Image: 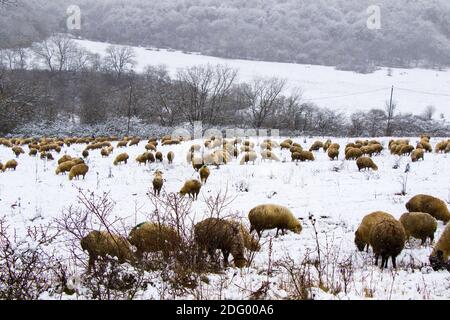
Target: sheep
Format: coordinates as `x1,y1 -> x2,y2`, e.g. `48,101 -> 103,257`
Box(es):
117,140 -> 128,148
113,153 -> 129,166
155,151 -> 163,162
290,146 -> 303,154
406,194 -> 450,223
239,151 -> 257,165
58,155 -> 72,165
194,218 -> 247,268
72,157 -> 85,165
40,152 -> 54,160
282,139 -> 293,145
128,138 -> 140,146
400,144 -> 414,156
80,231 -> 134,273
192,156 -> 204,171
328,147 -> 339,161
214,150 -> 229,165
261,150 -> 280,162
128,222 -> 181,259
56,161 -> 75,175
82,150 -> 89,158
435,140 -> 448,153
145,143 -> 157,151
345,147 -> 363,160
417,141 -> 432,153
186,151 -> 194,164
12,146 -> 24,158
354,211 -> 396,252
136,152 -> 150,165
399,212 -> 437,245
146,152 -> 155,163
2,159 -> 18,172
69,163 -> 89,181
356,156 -> 378,171
230,221 -> 260,252
420,134 -> 431,141
152,170 -> 164,196
369,143 -> 383,155
199,165 -> 211,184
411,149 -> 424,162
248,204 -> 302,237
190,144 -> 201,152
100,147 -> 112,157
162,139 -> 181,146
203,152 -> 219,166
360,145 -> 375,157
329,143 -> 340,150
369,218 -> 406,269
309,141 -> 323,151
429,223 -> 450,270
293,150 -> 314,162
280,142 -> 292,150
323,139 -> 332,152
179,179 -> 202,200
28,148 -> 38,156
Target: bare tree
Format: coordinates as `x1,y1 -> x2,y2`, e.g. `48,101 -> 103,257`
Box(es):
422,105 -> 436,121
103,45 -> 136,79
32,34 -> 81,72
385,99 -> 397,136
243,77 -> 287,129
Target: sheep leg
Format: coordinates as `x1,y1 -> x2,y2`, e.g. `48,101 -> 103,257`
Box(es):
374,254 -> 379,266
276,228 -> 279,237
380,257 -> 386,269
392,256 -> 396,269
222,250 -> 230,268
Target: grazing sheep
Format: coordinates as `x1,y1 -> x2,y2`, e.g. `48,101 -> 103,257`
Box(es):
261,150 -> 280,162
3,159 -> 18,172
146,152 -> 155,163
179,179 -> 202,200
369,218 -> 406,269
400,145 -> 414,156
152,170 -> 164,196
199,165 -> 210,184
354,211 -> 396,252
12,146 -> 25,157
81,231 -> 134,273
69,163 -> 89,181
194,218 -> 247,268
329,143 -> 340,150
429,223 -> 450,270
369,143 -> 383,155
406,194 -> 450,223
417,141 -> 432,153
117,140 -> 128,148
113,153 -> 129,166
399,212 -> 437,245
411,149 -> 424,162
248,204 -> 302,237
162,139 -> 181,146
28,148 -> 38,156
323,139 -> 332,152
58,155 -> 72,165
295,150 -> 315,162
40,152 -> 54,160
82,150 -> 89,158
136,152 -> 150,165
328,147 -> 339,161
128,138 -> 140,146
356,157 -> 378,171
155,151 -> 163,162
72,158 -> 85,165
239,151 -> 258,165
100,147 -> 112,157
56,161 -> 75,175
230,221 -> 260,252
345,148 -> 363,160
290,146 -> 303,154
309,141 -> 323,151
128,222 -> 181,259
145,143 -> 157,151
435,140 -> 448,153
280,142 -> 292,150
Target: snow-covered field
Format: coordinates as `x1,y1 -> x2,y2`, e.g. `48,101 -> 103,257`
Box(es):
0,136 -> 449,300
74,39 -> 450,119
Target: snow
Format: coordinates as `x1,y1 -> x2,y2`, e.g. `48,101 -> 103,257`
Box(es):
74,39 -> 450,119
0,135 -> 449,299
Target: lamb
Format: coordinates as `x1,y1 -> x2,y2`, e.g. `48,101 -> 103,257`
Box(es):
199,165 -> 211,184
345,147 -> 363,160
369,218 -> 406,269
354,211 -> 396,252
356,156 -> 378,171
152,170 -> 164,196
406,194 -> 450,223
179,179 -> 202,200
128,222 -> 181,259
260,150 -> 280,162
239,151 -> 258,165
69,163 -> 89,181
429,223 -> 450,270
327,147 -> 339,160
2,159 -> 18,172
56,161 -> 75,175
80,231 -> 134,273
12,146 -> 25,157
113,153 -> 129,165
411,149 -> 424,162
309,141 -> 324,151
155,151 -> 163,162
399,212 -> 437,245
194,218 -> 247,268
248,204 -> 302,237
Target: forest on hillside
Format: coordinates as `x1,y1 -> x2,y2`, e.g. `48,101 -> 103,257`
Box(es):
1,0 -> 450,72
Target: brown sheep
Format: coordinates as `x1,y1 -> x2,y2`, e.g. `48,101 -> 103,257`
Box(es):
295,150 -> 315,162
145,143 -> 157,151
82,150 -> 89,158
435,140 -> 448,153
230,221 -> 260,252
354,211 -> 396,252
399,212 -> 437,245
58,155 -> 72,165
192,156 -> 204,171
166,151 -> 174,165
411,149 -> 424,162
12,146 -> 25,157
261,150 -> 280,162
400,144 -> 414,156
194,218 -> 247,268
128,138 -> 140,146
239,151 -> 257,165
429,222 -> 450,270
155,151 -> 163,162
117,140 -> 128,148
406,194 -> 450,223
369,218 -> 406,269
152,170 -> 164,196
323,139 -> 332,152
309,141 -> 323,151
162,139 -> 181,146
80,231 -> 134,273
128,222 -> 181,259
69,163 -> 89,181
290,146 -> 303,154
146,152 -> 155,163
417,141 -> 432,153
113,153 -> 129,165
248,204 -> 302,237
345,147 -> 363,160
180,179 -> 202,200
3,159 -> 18,172
280,142 -> 292,150
328,147 -> 339,161
56,161 -> 76,175
136,152 -> 150,165
356,157 -> 378,171
199,165 -> 210,184
29,148 -> 38,156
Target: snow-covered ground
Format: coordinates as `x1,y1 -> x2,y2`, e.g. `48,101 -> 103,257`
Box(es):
73,39 -> 450,119
0,136 -> 449,299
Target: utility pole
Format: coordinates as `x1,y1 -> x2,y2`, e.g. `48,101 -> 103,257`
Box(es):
386,85 -> 394,136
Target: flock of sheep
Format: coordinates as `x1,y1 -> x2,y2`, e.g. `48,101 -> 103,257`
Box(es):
0,134 -> 449,274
